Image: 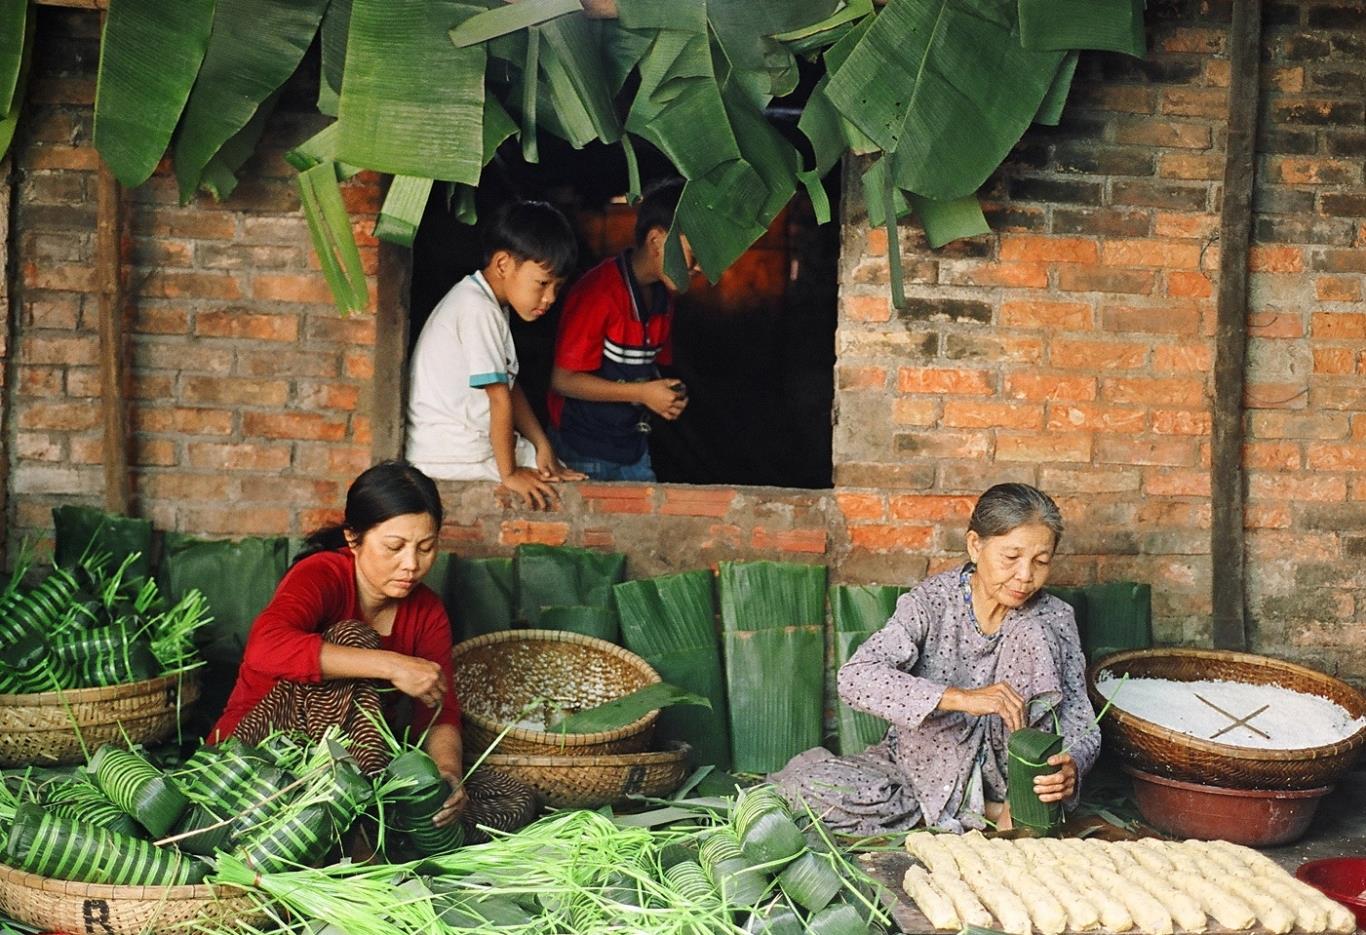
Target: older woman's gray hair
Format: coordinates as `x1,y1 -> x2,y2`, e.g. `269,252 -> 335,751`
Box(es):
968,483 -> 1064,544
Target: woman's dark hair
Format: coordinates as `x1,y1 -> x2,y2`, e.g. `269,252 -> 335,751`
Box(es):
296,461 -> 443,563
967,483 -> 1064,545
634,178 -> 685,245
480,200 -> 578,278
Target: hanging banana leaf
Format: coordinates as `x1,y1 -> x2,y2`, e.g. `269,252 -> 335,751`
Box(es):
0,2 -> 30,163
859,157 -> 908,231
173,0 -> 330,202
599,20 -> 651,94
93,0 -> 216,187
830,585 -> 905,754
197,87 -> 282,202
448,0 -> 580,47
535,34 -> 601,149
0,0 -> 26,115
770,0 -> 872,55
374,175 -> 434,248
538,13 -> 621,144
824,0 -> 1064,201
298,160 -> 368,314
482,95 -> 518,164
519,26 -> 540,161
538,604 -> 619,642
337,0 -> 487,182
708,1 -> 839,108
284,122 -> 362,179
1034,50 -> 1080,126
1018,0 -> 1146,58
451,183 -> 478,225
910,192 -> 990,250
317,0 -> 352,116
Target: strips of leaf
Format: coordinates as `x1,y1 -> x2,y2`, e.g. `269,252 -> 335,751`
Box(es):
0,7 -> 33,164
0,0 -> 26,114
374,175 -> 434,248
538,13 -> 621,144
317,0 -> 351,116
536,34 -> 603,148
196,87 -> 282,202
1034,50 -> 1080,127
298,161 -> 367,315
338,0 -> 486,182
449,0 -> 580,48
824,0 -> 1063,200
94,0 -> 216,187
1018,0 -> 1146,58
285,122 -> 362,179
174,0 -> 330,202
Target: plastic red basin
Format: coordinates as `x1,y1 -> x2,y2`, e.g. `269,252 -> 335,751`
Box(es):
1123,764 -> 1331,846
1297,858 -> 1366,930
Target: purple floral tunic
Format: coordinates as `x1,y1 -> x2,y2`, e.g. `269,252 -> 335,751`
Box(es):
772,565 -> 1100,833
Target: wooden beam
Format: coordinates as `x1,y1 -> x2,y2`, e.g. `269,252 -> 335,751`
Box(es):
1210,0 -> 1262,651
95,133 -> 130,513
34,0 -> 107,8
371,241 -> 411,463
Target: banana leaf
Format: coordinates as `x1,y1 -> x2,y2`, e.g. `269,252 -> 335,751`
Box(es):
317,0 -> 351,116
538,605 -> 619,643
299,159 -> 369,314
719,561 -> 826,633
708,1 -> 839,108
0,2 -> 30,163
1018,0 -> 1146,58
173,0 -> 329,202
519,26 -> 539,161
550,681 -> 710,735
830,585 -> 906,754
613,571 -> 731,768
1034,50 -> 1080,127
43,776 -> 143,839
386,749 -> 465,856
93,0 -> 216,187
449,0 -> 580,48
196,88 -> 282,201
5,804 -> 203,886
238,802 -> 336,872
0,0 -> 26,114
533,35 -> 601,149
374,175 -> 434,247
337,0 -> 487,182
284,122 -> 362,178
770,0 -> 872,54
910,192 -> 990,250
537,13 -> 621,144
723,626 -> 824,773
1080,582 -> 1151,662
91,745 -> 190,838
514,544 -> 625,629
446,556 -> 516,641
1006,727 -> 1063,834
173,800 -> 235,856
1043,585 -> 1088,653
823,0 -> 1064,201
52,505 -> 153,583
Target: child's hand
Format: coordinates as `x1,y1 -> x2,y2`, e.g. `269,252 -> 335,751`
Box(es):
638,379 -> 688,420
536,447 -> 586,482
500,468 -> 559,510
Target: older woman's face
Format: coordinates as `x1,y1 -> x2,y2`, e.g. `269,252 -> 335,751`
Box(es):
966,521 -> 1057,609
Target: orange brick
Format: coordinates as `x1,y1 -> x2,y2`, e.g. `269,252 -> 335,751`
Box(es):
581,528 -> 616,548
838,365 -> 887,390
892,397 -> 938,425
1241,441 -> 1301,470
344,351 -> 374,380
1306,444 -> 1366,472
132,406 -> 235,436
298,382 -> 362,411
1314,348 -> 1355,374
848,524 -> 935,552
1101,240 -> 1202,269
196,309 -> 299,341
22,263 -> 94,292
1312,312 -> 1366,340
660,487 -> 737,517
1272,157 -> 1362,186
27,145 -> 101,171
1157,153 -> 1223,181
1249,474 -> 1347,502
1249,245 -> 1305,274
1153,212 -> 1218,239
186,442 -> 292,471
897,367 -> 994,396
1046,403 -> 1147,433
182,377 -> 289,407
1151,410 -> 1212,435
1050,338 -> 1147,370
1102,303 -> 1201,335
243,411 -> 348,442
1113,121 -> 1212,149
887,495 -> 976,522
438,522 -> 488,547
578,484 -> 654,514
1245,382 -> 1310,410
1243,504 -> 1292,529
1152,344 -> 1213,372
1097,436 -> 1199,466
845,294 -> 890,322
1000,300 -> 1092,330
996,432 -> 1092,463
1143,468 -> 1211,497
865,227 -> 888,256
252,274 -> 337,304
940,262 -> 1048,289
499,520 -> 570,547
942,400 -> 1043,429
998,236 -> 1097,264
1160,87 -> 1227,118
750,528 -> 827,554
133,307 -> 191,335
1247,312 -> 1304,339
1104,377 -> 1205,407
1057,267 -> 1157,295
893,431 -> 992,460
1004,373 -> 1096,402
141,271 -> 242,301
16,402 -> 100,432
836,493 -> 885,521
1316,277 -> 1363,303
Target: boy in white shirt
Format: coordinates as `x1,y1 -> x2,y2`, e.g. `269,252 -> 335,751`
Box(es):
406,201 -> 584,508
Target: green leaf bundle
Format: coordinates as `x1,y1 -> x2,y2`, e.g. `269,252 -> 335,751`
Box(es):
734,786 -> 804,867
3,803 -> 203,886
699,830 -> 770,908
384,749 -> 464,856
42,777 -> 143,839
237,801 -> 336,873
514,543 -> 626,631
91,745 -> 190,838
830,585 -> 906,755
445,556 -> 516,640
1006,727 -> 1064,835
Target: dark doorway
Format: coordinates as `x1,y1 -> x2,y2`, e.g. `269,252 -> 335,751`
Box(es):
409,135 -> 837,490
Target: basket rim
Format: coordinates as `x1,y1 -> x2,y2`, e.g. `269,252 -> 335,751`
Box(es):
1088,647 -> 1366,762
453,628 -> 661,747
469,740 -> 692,769
0,861 -> 249,901
0,671 -> 199,707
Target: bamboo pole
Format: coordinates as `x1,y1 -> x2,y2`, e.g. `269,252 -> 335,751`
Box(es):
94,37 -> 130,513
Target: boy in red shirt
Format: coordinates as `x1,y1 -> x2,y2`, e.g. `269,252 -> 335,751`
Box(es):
548,180 -> 699,481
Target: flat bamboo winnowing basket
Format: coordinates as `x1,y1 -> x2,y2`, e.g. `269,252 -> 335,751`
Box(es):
0,863 -> 264,935
0,673 -> 200,767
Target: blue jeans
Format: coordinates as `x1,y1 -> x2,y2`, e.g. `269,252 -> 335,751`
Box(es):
551,430 -> 655,482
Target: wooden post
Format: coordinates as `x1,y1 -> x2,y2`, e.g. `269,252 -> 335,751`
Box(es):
371,241 -> 411,462
95,48 -> 130,513
1210,0 -> 1262,651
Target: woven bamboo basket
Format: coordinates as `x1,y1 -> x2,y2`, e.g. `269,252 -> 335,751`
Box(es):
0,863 -> 264,935
470,741 -> 692,809
1087,648 -> 1366,789
453,629 -> 661,756
0,673 -> 200,767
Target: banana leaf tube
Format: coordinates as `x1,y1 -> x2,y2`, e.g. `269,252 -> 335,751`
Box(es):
1007,726 -> 1064,835
91,745 -> 190,838
734,786 -> 805,867
3,803 -> 204,886
699,829 -> 770,908
385,749 -> 464,855
53,629 -> 158,687
777,851 -> 843,913
172,799 -> 234,857
237,801 -> 336,873
0,631 -> 77,693
42,777 -> 143,839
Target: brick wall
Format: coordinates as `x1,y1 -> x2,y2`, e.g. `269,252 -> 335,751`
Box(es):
834,0 -> 1366,677
2,6 -> 1364,680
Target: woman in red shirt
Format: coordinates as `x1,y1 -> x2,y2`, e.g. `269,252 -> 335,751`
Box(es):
210,461 -> 533,837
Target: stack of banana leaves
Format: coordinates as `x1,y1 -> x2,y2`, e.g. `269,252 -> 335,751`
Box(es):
0,729 -> 395,885
209,783 -> 892,935
0,545 -> 212,695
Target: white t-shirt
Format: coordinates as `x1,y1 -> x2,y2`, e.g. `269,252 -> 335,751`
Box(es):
405,272 -> 521,472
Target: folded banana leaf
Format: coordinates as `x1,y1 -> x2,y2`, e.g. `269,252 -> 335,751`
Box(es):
514,544 -> 625,629
830,585 -> 906,755
1081,582 -> 1151,662
445,556 -> 516,640
91,745 -> 190,838
538,604 -> 619,643
723,626 -> 824,774
52,506 -> 153,582
719,561 -> 826,633
386,749 -> 465,856
614,571 -> 731,768
237,801 -> 336,872
1007,727 -> 1064,835
172,800 -> 235,856
43,777 -> 144,839
4,803 -> 203,886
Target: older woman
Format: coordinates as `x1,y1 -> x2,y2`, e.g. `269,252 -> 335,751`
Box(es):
773,483 -> 1100,833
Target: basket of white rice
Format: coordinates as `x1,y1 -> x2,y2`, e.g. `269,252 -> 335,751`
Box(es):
1087,648 -> 1366,789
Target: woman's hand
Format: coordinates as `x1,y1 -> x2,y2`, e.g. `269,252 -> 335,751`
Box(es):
1033,752 -> 1077,803
940,683 -> 1026,732
388,654 -> 446,709
433,771 -> 468,827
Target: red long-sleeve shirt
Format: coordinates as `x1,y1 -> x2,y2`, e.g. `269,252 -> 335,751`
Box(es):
210,548 -> 461,743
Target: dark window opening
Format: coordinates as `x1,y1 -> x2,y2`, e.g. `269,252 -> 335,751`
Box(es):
409,135 -> 838,490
